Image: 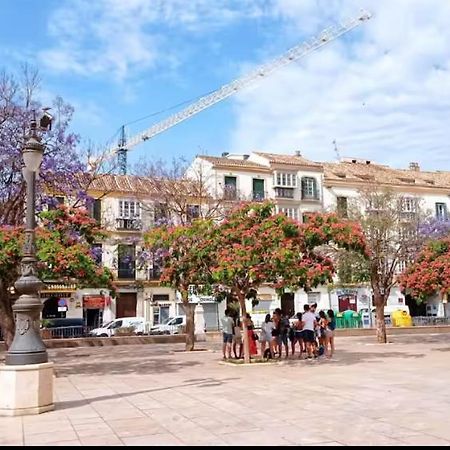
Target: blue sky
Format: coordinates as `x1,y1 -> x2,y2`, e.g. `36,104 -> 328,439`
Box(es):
1,0 -> 450,171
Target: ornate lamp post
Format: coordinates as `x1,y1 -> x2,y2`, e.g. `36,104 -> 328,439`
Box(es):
5,117 -> 47,365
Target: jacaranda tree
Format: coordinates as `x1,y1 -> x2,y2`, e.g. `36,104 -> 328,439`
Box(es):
211,202 -> 367,362
0,206 -> 114,347
143,219 -> 217,351
0,67 -> 85,226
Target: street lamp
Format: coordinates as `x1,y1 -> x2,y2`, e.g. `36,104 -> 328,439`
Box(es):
5,116 -> 47,365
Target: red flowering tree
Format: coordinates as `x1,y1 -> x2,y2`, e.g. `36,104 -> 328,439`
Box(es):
212,202 -> 367,362
399,238 -> 450,302
0,206 -> 114,347
143,220 -> 217,351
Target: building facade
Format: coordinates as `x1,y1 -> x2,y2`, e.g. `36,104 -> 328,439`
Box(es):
43,152 -> 450,329
190,152 -> 450,320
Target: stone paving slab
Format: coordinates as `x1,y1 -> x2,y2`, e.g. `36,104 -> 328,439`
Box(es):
1,335 -> 450,446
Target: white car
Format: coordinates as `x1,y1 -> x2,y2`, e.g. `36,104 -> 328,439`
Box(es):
149,316 -> 186,335
89,317 -> 146,337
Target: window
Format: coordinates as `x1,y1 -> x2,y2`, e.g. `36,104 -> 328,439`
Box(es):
91,244 -> 102,265
92,199 -> 102,223
436,203 -> 448,220
154,203 -> 168,223
275,188 -> 294,199
152,296 -> 170,324
337,197 -> 348,218
110,320 -> 123,329
252,179 -> 265,201
274,172 -> 297,187
301,177 -> 319,200
400,197 -> 418,221
224,176 -> 237,200
117,244 -> 136,279
119,200 -> 141,219
187,205 -> 200,221
397,259 -> 408,273
277,207 -> 299,221
401,197 -> 417,213
399,226 -> 416,241
148,253 -> 162,280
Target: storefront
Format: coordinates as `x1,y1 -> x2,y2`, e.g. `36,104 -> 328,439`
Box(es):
83,294 -> 108,328
40,283 -> 78,320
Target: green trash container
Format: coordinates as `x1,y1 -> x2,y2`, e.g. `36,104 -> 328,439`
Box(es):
342,310 -> 354,328
352,311 -> 362,329
335,312 -> 344,329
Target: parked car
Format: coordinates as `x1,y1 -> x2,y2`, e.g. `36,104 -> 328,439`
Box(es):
149,316 -> 186,335
89,317 -> 146,337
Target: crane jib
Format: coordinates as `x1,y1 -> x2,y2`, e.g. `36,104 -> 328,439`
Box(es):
108,10 -> 372,175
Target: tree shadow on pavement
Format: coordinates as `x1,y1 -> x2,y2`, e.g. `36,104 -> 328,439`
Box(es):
281,349 -> 425,368
55,376 -> 240,411
54,355 -> 202,377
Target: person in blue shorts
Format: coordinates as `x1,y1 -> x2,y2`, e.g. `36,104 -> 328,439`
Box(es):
220,309 -> 234,360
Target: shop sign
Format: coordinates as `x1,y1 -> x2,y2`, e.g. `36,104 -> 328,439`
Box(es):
83,295 -> 105,309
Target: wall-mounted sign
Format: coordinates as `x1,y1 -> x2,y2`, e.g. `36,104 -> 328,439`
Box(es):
83,295 -> 105,309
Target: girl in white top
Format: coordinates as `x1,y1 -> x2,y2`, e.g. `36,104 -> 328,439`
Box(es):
260,313 -> 274,357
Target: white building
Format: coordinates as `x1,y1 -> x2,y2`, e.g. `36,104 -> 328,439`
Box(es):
42,174 -> 224,331
190,152 -> 450,320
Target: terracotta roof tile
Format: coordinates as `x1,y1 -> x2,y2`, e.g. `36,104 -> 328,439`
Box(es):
323,161 -> 450,189
198,155 -> 269,170
87,174 -> 157,195
254,152 -> 322,168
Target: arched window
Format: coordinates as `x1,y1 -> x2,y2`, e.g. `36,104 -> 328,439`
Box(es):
301,177 -> 319,200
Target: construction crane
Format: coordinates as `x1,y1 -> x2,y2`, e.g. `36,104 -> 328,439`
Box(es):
110,10 -> 371,175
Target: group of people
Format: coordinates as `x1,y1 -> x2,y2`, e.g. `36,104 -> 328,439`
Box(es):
221,303 -> 336,360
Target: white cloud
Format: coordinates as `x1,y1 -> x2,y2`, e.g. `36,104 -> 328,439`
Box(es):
229,0 -> 450,170
39,0 -> 269,81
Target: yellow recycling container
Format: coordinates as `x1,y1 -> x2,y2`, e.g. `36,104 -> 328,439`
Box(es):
391,310 -> 413,327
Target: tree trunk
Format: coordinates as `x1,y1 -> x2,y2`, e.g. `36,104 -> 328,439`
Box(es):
181,291 -> 195,351
0,286 -> 15,349
237,291 -> 250,364
374,294 -> 387,344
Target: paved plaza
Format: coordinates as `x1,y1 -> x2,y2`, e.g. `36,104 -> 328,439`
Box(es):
1,334 -> 450,446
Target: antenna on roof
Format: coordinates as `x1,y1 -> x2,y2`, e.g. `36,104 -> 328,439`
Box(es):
333,139 -> 341,161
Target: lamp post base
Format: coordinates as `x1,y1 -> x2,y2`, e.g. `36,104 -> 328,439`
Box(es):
5,351 -> 48,366
0,362 -> 54,416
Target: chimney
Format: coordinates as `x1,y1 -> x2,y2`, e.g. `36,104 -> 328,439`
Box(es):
409,162 -> 420,171
221,152 -> 229,158
295,150 -> 302,157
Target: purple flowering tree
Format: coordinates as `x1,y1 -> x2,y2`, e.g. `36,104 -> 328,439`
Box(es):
418,217 -> 450,241
0,68 -> 89,225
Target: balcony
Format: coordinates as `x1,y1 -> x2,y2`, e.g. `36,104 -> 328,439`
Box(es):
301,193 -> 321,202
147,267 -> 162,281
252,191 -> 267,202
222,186 -> 238,201
117,268 -> 136,280
116,218 -> 142,231
275,187 -> 295,199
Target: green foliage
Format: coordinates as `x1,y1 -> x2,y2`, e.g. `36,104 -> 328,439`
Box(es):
143,219 -> 217,293
0,206 -> 114,294
337,251 -> 371,284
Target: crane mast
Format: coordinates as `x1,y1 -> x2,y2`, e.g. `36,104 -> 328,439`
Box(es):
113,11 -> 371,174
